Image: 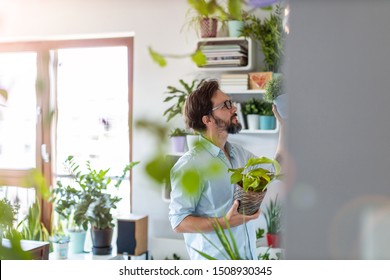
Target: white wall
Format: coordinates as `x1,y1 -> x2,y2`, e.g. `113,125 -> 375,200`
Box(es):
0,0 -> 278,257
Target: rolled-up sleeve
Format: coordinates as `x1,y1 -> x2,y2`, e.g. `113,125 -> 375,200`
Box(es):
168,154 -> 202,230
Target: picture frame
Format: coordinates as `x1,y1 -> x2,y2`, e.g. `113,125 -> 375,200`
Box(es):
249,72 -> 273,90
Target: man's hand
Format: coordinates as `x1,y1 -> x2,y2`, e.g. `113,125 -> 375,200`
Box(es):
224,200 -> 260,228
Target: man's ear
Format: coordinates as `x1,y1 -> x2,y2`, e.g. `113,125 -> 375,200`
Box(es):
202,115 -> 211,126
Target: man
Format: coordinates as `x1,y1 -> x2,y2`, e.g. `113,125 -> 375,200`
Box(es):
168,79 -> 284,260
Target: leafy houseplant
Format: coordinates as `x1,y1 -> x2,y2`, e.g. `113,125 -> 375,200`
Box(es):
240,4 -> 285,72
169,128 -> 187,137
229,156 -> 281,215
193,217 -> 243,260
242,98 -> 262,115
53,156 -> 139,255
163,79 -> 204,122
264,196 -> 282,248
263,74 -> 283,103
0,198 -> 18,242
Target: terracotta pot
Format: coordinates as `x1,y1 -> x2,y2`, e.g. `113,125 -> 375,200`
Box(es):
266,233 -> 280,248
200,18 -> 218,38
233,184 -> 267,215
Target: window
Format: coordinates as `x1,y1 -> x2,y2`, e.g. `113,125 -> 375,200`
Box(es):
0,36 -> 134,228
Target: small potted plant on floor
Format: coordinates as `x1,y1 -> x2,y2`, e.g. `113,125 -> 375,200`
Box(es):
229,157 -> 281,215
264,196 -> 282,248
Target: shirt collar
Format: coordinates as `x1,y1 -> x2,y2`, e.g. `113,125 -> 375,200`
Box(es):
199,135 -> 236,158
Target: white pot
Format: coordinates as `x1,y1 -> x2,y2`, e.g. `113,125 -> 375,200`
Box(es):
52,242 -> 69,260
246,114 -> 260,130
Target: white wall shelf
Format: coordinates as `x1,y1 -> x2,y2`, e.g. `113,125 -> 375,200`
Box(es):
225,89 -> 265,94
240,128 -> 279,134
196,37 -> 254,72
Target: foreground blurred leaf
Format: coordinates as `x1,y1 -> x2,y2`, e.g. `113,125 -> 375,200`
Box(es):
148,47 -> 167,67
180,169 -> 200,195
21,169 -> 50,200
191,50 -> 207,66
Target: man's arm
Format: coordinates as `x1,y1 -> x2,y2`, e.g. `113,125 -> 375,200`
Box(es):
174,200 -> 260,233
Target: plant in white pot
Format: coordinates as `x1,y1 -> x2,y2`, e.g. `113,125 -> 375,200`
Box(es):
229,156 -> 281,215
242,98 -> 262,130
169,128 -> 187,153
49,234 -> 70,260
52,156 -> 139,255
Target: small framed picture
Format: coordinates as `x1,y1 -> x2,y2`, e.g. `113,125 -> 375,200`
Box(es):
249,72 -> 273,90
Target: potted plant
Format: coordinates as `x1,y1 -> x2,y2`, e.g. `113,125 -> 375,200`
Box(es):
264,74 -> 287,118
264,196 -> 282,248
216,0 -> 248,37
185,0 -> 222,38
259,100 -> 276,130
229,156 -> 280,215
163,79 -> 203,122
49,234 -> 70,260
240,4 -> 285,73
51,170 -> 89,254
169,128 -> 187,153
53,156 -> 139,255
0,198 -> 18,244
242,98 -> 262,130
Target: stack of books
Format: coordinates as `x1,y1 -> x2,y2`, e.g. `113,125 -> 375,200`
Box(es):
200,43 -> 248,68
220,74 -> 248,92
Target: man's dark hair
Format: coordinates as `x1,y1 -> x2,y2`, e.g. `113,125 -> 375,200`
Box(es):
184,79 -> 219,132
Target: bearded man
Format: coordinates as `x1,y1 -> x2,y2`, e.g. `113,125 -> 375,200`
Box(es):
169,79 -> 284,260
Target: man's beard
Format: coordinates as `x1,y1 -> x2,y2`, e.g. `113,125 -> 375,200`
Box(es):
212,114 -> 242,134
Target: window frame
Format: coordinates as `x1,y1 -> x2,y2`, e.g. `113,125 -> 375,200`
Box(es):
0,36 -> 134,230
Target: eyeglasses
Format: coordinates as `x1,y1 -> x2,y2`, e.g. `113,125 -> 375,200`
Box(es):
209,99 -> 234,113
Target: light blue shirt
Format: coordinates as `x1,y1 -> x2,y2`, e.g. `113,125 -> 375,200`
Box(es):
169,135 -> 258,260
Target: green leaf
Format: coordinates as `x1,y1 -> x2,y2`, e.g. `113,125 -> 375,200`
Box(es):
191,50 -> 207,66
145,155 -> 171,184
224,216 -> 241,259
180,169 -> 200,195
148,47 -> 167,67
228,0 -> 242,21
229,169 -> 243,184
